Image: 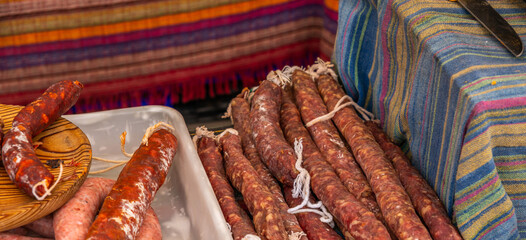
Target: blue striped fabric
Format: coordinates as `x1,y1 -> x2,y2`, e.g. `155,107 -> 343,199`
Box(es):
334,0 -> 526,239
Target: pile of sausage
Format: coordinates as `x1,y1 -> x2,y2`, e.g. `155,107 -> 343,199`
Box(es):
0,80 -> 178,240
196,65 -> 464,240
0,177 -> 162,240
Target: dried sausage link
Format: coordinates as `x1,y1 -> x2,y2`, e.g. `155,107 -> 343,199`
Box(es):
136,207 -> 163,240
315,73 -> 431,240
249,80 -> 299,187
283,186 -> 342,240
86,129 -> 177,240
0,117 -> 3,163
196,135 -> 258,240
2,80 -> 83,198
220,131 -> 288,240
23,214 -> 54,238
365,121 -> 463,240
289,71 -> 385,225
230,96 -> 306,239
0,233 -> 51,240
278,86 -> 391,240
54,177 -> 115,240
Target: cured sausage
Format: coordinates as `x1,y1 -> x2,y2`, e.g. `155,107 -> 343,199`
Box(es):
287,74 -> 385,226
54,177 -> 115,240
0,117 -> 3,158
136,208 -> 163,240
283,186 -> 342,240
2,80 -> 83,199
249,80 -> 299,187
0,233 -> 51,240
278,85 -> 391,240
195,132 -> 259,240
86,127 -> 177,240
365,121 -> 463,240
230,96 -> 306,239
219,130 -> 288,240
23,214 -> 54,238
314,73 -> 431,240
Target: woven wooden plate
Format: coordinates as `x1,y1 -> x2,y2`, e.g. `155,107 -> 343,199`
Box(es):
0,104 -> 92,232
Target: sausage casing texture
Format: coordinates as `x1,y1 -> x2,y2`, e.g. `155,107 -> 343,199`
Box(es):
220,131 -> 288,240
53,177 -> 115,240
315,73 -> 431,240
283,186 -> 342,240
2,80 -> 83,197
278,86 -> 391,240
230,96 -> 306,239
196,135 -> 258,240
0,233 -> 51,240
365,121 -> 463,240
288,73 -> 385,224
23,214 -> 54,238
0,117 -> 3,160
249,80 -> 299,187
136,207 -> 163,240
86,129 -> 177,240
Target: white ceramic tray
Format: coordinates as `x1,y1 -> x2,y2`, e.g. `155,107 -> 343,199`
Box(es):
64,106 -> 232,240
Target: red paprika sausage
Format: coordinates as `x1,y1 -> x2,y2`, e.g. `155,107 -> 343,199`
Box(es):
136,208 -> 163,240
86,128 -> 177,240
366,121 -> 463,240
278,85 -> 391,240
23,214 -> 54,238
54,177 -> 115,240
230,96 -> 306,239
220,130 -> 288,240
249,80 -> 299,187
315,73 -> 431,240
0,233 -> 51,240
2,80 -> 83,199
287,74 -> 385,226
283,186 -> 342,240
196,134 -> 259,240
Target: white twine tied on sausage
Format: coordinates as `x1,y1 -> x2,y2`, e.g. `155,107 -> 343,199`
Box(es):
303,58 -> 376,126
222,86 -> 258,123
305,95 -> 375,127
215,128 -> 239,143
288,138 -> 334,227
32,161 -> 64,200
281,65 -> 306,81
306,57 -> 338,81
266,69 -> 292,88
90,122 -> 175,175
192,125 -> 216,148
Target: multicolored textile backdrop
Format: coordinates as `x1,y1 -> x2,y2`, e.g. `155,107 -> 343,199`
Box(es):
334,0 -> 526,239
0,0 -> 338,113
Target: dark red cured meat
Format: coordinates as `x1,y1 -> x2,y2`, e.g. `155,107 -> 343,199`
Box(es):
287,75 -> 386,226
249,80 -> 299,187
54,177 -> 115,240
196,135 -> 258,240
230,96 -> 306,239
1,80 -> 83,198
283,186 -> 342,240
365,121 -> 463,240
23,214 -> 54,238
315,73 -> 431,240
278,85 -> 391,240
220,131 -> 288,240
86,129 -> 177,240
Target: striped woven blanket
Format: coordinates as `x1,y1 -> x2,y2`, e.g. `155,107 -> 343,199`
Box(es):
334,0 -> 526,239
0,0 -> 338,113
